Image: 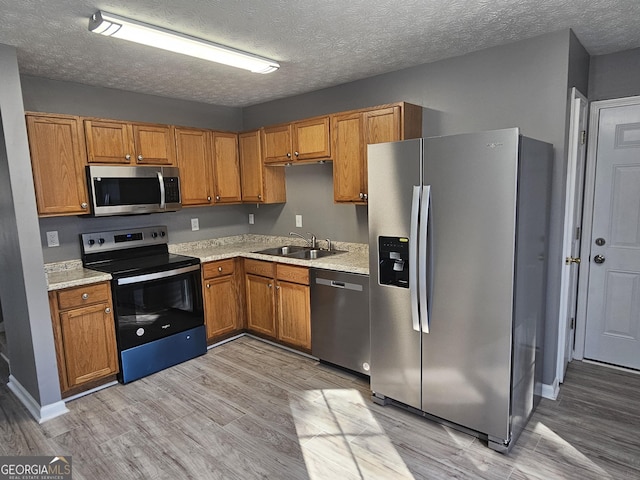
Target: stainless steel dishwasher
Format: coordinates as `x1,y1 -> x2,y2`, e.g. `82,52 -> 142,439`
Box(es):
310,269 -> 370,375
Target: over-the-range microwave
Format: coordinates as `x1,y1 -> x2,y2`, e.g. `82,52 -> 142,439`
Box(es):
86,165 -> 182,216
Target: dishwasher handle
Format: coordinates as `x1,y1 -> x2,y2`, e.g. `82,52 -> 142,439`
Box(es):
315,277 -> 364,292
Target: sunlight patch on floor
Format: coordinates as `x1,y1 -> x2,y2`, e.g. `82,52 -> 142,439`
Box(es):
290,388 -> 415,479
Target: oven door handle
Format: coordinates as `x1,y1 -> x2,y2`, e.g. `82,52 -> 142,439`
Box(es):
116,264 -> 200,286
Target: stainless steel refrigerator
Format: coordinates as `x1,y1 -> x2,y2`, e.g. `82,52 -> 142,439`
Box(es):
367,128 -> 552,452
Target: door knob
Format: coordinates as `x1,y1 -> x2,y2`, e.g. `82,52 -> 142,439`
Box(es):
595,238 -> 606,246
593,254 -> 605,264
565,256 -> 581,265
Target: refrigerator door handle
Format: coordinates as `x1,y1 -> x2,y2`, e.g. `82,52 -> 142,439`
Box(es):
419,185 -> 431,333
410,185 -> 421,332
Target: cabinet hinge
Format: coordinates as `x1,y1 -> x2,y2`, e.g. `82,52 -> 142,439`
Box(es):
575,226 -> 581,241
571,317 -> 575,330
580,130 -> 587,145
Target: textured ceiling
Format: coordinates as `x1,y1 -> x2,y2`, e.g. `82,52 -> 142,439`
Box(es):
0,0 -> 638,107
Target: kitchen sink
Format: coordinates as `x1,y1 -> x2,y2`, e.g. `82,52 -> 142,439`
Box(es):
253,245 -> 345,260
253,245 -> 309,256
286,249 -> 343,260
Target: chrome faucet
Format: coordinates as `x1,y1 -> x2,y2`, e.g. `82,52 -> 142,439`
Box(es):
325,238 -> 332,252
289,231 -> 317,248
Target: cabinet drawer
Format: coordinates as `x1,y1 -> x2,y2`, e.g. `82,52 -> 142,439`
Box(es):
244,259 -> 275,278
56,282 -> 110,310
202,259 -> 235,279
276,264 -> 309,285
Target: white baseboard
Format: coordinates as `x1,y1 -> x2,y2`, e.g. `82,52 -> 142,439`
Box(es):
7,374 -> 69,423
541,378 -> 560,400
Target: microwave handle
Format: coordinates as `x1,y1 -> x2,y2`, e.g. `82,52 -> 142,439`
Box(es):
157,171 -> 166,209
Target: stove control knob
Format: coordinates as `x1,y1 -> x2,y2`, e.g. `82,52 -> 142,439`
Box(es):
98,238 -> 105,245
88,239 -> 95,246
152,232 -> 158,238
160,231 -> 166,237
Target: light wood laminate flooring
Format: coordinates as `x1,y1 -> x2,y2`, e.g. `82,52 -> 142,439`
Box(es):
1,336 -> 639,479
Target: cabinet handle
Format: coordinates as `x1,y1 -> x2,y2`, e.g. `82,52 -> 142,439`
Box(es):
81,293 -> 89,300
216,195 -> 221,201
207,196 -> 211,202
137,155 -> 144,162
105,307 -> 111,314
218,267 -> 223,272
286,153 -> 291,158
80,202 -> 88,209
268,283 -> 273,288
258,194 -> 262,200
276,285 -> 280,290
294,151 -> 299,157
206,283 -> 211,289
359,192 -> 364,199
363,193 -> 368,201
125,154 -> 131,161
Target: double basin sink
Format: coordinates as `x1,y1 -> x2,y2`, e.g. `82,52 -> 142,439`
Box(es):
253,245 -> 345,260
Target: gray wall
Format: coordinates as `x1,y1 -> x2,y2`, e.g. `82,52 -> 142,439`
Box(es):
20,77 -> 250,263
0,46 -> 62,406
589,47 -> 640,101
244,29 -> 586,387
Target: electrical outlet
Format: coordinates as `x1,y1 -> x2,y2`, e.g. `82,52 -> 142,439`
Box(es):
191,218 -> 199,231
46,231 -> 60,247
248,213 -> 255,225
295,214 -> 303,228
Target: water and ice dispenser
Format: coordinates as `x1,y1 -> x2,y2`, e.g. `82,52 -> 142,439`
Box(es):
378,236 -> 410,288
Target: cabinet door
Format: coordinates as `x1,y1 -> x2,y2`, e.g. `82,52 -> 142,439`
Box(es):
331,112 -> 365,203
26,114 -> 90,216
175,127 -> 214,206
84,119 -> 134,164
262,124 -> 292,164
363,106 -> 401,198
239,130 -> 264,202
132,124 -> 176,165
245,274 -> 276,337
277,281 -> 311,350
292,116 -> 331,161
59,302 -> 118,389
212,132 -> 242,203
203,275 -> 239,340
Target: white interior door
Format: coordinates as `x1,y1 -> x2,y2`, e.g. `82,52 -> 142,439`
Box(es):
584,102 -> 640,370
557,88 -> 588,382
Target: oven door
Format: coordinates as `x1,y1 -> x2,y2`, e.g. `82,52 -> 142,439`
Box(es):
112,264 -> 204,350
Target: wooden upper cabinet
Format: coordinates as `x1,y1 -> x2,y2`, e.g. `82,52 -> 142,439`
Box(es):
332,102 -> 422,204
84,119 -> 134,164
84,119 -> 176,165
291,116 -> 331,161
239,130 -> 286,204
262,124 -> 292,164
262,115 -> 331,165
26,113 -> 90,216
132,124 -> 176,165
212,131 -> 242,203
175,127 -> 214,206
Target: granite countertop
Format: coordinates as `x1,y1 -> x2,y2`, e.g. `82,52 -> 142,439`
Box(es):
45,234 -> 369,290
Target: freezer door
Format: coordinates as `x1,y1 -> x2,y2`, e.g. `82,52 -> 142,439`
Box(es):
421,129 -> 519,441
368,139 -> 422,410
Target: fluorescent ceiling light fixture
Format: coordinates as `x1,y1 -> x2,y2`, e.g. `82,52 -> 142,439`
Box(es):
89,11 -> 279,74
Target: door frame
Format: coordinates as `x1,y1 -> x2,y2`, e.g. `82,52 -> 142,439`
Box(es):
555,87 -> 587,382
573,94 -> 640,360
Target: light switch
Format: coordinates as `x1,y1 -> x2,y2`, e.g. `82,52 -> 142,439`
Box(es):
249,213 -> 255,225
295,215 -> 303,228
191,218 -> 199,231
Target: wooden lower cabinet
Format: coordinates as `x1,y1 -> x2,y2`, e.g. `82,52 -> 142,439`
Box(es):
202,258 -> 243,343
244,259 -> 311,351
49,282 -> 118,397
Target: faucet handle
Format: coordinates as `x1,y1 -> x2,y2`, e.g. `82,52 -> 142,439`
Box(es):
307,232 -> 317,248
325,238 -> 332,251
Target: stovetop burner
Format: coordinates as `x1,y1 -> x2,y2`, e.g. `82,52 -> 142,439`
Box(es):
81,225 -> 200,277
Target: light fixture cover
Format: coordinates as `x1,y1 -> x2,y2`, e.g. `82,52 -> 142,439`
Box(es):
89,11 -> 279,74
